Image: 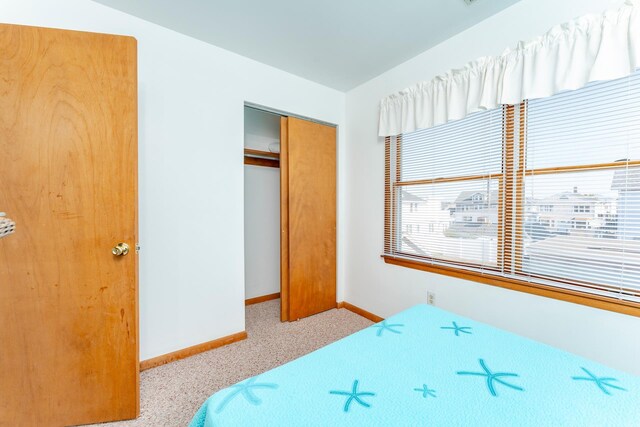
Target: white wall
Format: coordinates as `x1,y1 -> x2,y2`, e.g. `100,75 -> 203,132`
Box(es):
345,0 -> 640,375
0,0 -> 346,361
244,108 -> 281,300
244,166 -> 280,299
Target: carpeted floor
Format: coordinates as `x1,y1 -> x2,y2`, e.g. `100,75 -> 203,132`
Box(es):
96,299 -> 373,427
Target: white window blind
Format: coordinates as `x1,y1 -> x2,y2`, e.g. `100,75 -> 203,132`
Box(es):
385,107 -> 505,270
385,69 -> 640,305
517,70 -> 640,302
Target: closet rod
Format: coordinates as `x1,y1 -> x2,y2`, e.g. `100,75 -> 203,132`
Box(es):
244,149 -> 279,168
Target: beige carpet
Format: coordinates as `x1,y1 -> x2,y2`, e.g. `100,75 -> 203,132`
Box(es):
97,300 -> 373,427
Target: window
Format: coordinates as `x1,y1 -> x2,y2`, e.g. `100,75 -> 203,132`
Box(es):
573,205 -> 591,213
386,108 -> 503,267
384,70 -> 640,313
521,71 -> 640,303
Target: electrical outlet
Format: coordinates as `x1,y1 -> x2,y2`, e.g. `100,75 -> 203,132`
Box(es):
427,292 -> 436,306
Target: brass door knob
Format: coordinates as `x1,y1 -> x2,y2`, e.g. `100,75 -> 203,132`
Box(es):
112,242 -> 130,256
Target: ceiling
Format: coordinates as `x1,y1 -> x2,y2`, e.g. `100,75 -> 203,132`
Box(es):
92,0 -> 522,91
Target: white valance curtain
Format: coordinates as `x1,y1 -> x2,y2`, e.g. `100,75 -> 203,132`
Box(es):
378,0 -> 640,137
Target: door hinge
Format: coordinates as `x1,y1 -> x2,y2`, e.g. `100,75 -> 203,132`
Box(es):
135,243 -> 141,254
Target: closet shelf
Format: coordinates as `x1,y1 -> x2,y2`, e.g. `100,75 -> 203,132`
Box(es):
244,148 -> 280,168
244,148 -> 280,160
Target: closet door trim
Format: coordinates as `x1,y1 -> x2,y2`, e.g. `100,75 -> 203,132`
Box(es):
245,102 -> 337,128
279,116 -> 290,321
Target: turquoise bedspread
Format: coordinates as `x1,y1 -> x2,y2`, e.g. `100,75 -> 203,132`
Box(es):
190,304 -> 639,426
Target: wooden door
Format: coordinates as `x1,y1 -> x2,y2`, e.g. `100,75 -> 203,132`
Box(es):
280,117 -> 336,321
0,24 -> 138,426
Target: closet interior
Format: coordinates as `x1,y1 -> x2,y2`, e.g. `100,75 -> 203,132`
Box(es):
244,107 -> 281,304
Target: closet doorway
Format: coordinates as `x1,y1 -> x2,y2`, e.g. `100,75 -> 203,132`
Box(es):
243,104 -> 337,321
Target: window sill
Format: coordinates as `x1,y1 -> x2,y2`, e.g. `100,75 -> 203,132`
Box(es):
382,255 -> 640,318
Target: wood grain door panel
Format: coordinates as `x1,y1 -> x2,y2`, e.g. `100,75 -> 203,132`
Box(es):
281,117 -> 336,321
0,24 -> 138,426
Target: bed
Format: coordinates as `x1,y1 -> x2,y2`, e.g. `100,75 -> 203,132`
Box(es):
190,304 -> 639,426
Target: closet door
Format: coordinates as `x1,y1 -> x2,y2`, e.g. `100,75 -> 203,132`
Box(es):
0,24 -> 138,425
280,117 -> 337,321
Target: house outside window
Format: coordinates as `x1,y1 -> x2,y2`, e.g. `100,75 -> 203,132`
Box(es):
574,205 -> 591,213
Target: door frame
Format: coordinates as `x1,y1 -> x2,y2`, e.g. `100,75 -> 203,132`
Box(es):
244,102 -> 337,128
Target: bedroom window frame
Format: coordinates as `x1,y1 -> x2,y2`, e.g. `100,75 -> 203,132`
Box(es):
383,103 -> 640,318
